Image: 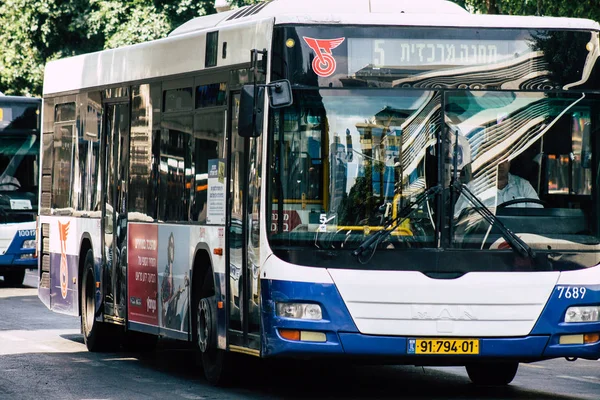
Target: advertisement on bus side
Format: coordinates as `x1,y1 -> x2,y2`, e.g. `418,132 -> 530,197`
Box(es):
157,225 -> 190,332
127,223 -> 159,326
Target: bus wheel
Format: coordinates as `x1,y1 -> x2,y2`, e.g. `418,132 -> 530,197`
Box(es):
3,270 -> 25,286
196,296 -> 232,385
81,250 -> 112,352
466,362 -> 519,386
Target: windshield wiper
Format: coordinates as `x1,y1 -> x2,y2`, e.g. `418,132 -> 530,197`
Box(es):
449,129 -> 535,261
352,184 -> 442,260
452,181 -> 536,260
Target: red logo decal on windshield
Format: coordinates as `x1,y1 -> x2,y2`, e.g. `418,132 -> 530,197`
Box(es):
302,37 -> 345,77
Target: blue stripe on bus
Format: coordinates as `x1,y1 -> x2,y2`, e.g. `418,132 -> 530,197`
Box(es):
48,252 -> 79,316
0,231 -> 36,268
531,284 -> 600,334
261,279 -> 357,356
531,284 -> 600,359
339,334 -> 550,357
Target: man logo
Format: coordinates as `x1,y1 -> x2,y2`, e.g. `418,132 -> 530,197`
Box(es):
58,221 -> 70,300
411,305 -> 477,321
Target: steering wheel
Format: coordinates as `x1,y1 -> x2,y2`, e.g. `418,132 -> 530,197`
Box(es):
0,181 -> 21,189
497,198 -> 546,208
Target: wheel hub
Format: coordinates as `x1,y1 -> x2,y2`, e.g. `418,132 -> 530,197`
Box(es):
197,300 -> 210,352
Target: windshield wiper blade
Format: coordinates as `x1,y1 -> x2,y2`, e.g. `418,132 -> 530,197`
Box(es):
352,185 -> 442,259
448,128 -> 535,261
453,181 -> 536,260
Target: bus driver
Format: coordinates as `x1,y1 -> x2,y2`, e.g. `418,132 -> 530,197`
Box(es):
454,159 -> 543,218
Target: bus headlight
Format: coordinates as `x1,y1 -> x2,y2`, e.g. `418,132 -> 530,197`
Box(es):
22,240 -> 36,249
565,306 -> 600,323
276,303 -> 322,320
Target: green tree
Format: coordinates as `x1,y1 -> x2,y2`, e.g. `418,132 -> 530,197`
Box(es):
0,0 -> 216,96
454,0 -> 600,21
0,0 -> 95,96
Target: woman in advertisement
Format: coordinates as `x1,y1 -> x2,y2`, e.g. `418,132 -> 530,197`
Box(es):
160,232 -> 189,331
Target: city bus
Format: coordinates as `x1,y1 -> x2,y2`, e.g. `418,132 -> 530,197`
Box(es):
38,0 -> 600,386
0,95 -> 40,286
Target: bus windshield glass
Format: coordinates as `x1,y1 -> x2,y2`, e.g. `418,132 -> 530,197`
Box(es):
269,89 -> 439,250
267,26 -> 600,272
447,92 -> 600,251
0,99 -> 40,217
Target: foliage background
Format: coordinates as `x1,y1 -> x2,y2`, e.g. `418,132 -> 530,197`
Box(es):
0,0 -> 598,96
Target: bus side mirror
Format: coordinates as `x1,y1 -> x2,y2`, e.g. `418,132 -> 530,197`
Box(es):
267,79 -> 293,109
239,80 -> 293,138
239,85 -> 264,138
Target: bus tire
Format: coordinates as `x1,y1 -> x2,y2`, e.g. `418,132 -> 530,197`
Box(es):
81,249 -> 113,352
466,362 -> 519,386
195,295 -> 232,385
3,270 -> 25,286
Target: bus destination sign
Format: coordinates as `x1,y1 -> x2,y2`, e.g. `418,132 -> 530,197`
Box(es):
348,38 -> 531,73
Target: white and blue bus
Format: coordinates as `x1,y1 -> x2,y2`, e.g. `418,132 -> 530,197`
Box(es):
39,0 -> 600,385
0,95 -> 40,286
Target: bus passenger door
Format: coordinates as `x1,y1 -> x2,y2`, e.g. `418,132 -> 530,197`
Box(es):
228,92 -> 261,351
102,101 -> 130,320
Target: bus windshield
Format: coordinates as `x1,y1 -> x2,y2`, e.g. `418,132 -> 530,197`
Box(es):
448,92 -> 600,251
267,26 -> 600,272
0,99 -> 40,218
267,89 -> 600,265
269,88 -> 439,249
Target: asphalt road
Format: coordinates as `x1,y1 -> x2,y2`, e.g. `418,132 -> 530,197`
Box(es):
0,270 -> 598,400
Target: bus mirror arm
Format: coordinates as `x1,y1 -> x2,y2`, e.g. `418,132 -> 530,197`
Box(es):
239,49 -> 294,138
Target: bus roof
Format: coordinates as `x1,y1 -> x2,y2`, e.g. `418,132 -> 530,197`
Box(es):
0,96 -> 41,105
43,0 -> 600,96
170,0 -> 600,36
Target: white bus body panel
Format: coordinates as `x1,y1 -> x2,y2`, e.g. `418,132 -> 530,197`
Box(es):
262,253 -> 334,284
557,263 -> 600,285
328,269 -> 559,337
44,215 -> 102,261
40,215 -> 102,315
43,18 -> 274,96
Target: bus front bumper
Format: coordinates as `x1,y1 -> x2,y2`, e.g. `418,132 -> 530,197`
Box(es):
261,279 -> 600,361
0,253 -> 36,271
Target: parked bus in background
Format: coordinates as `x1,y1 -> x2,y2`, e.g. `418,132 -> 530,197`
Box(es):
39,0 -> 600,386
0,95 -> 40,286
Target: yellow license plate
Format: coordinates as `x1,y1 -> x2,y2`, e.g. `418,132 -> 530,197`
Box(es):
408,338 -> 479,355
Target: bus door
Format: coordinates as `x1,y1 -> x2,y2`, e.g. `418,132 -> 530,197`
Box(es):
228,91 -> 261,351
102,98 -> 130,320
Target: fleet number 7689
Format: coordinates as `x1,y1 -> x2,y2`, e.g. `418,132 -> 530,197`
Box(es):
556,286 -> 587,299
